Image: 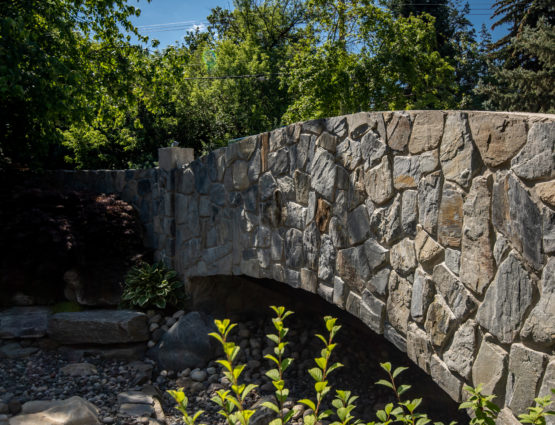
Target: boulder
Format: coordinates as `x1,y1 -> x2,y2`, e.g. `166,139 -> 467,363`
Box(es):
0,307 -> 50,339
9,396 -> 99,425
48,310 -> 149,345
148,311 -> 217,371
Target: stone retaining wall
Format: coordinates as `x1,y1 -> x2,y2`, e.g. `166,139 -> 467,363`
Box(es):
50,111 -> 555,420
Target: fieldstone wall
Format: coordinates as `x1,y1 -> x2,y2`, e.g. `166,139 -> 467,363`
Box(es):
48,111 -> 554,420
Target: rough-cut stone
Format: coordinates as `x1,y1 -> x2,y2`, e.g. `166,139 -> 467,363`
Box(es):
393,156 -> 421,189
248,149 -> 261,183
511,122 -> 554,180
360,131 -> 386,169
9,397 -> 100,425
333,277 -> 346,308
48,311 -> 148,344
348,166 -> 366,209
259,173 -> 277,201
386,271 -> 412,335
318,235 -> 336,282
370,195 -> 403,246
384,322 -> 407,352
418,171 -> 441,236
271,231 -> 283,262
316,131 -> 337,153
477,252 -> 534,344
284,201 -> 306,229
401,190 -> 418,236
277,176 -> 295,200
336,138 -> 361,171
303,222 -> 320,270
315,198 -> 332,232
285,229 -> 304,269
438,183 -> 464,248
367,267 -> 390,297
336,245 -> 370,292
425,295 -> 456,348
440,112 -> 477,189
521,258 -> 555,347
432,264 -> 476,320
495,408 -> 521,425
445,248 -> 460,276
472,337 -> 508,406
387,113 -> 411,151
232,160 -> 250,191
535,181 -> 555,208
310,148 -> 336,201
365,157 -> 393,205
469,114 -> 528,167
347,205 -> 370,244
329,217 -> 348,249
414,229 -> 444,271
460,176 -> 495,295
411,268 -> 434,324
430,355 -> 463,402
300,268 -> 317,293
268,148 -> 289,176
539,360 -> 555,425
419,149 -> 439,173
360,290 -> 385,334
505,344 -> 547,415
493,234 -> 510,266
0,307 -> 50,339
360,242 -> 385,273
407,322 -> 433,373
408,111 -> 445,154
544,208 -> 555,255
345,292 -> 361,318
294,170 -> 310,205
443,320 -> 477,380
390,238 -> 417,276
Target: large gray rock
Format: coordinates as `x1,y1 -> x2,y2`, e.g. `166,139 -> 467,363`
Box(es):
318,235 -> 336,282
505,344 -> 547,415
440,112 -> 478,189
492,173 -> 543,269
476,252 -> 534,344
521,258 -> 555,347
303,222 -> 320,270
432,264 -> 476,320
360,131 -> 386,168
336,245 -> 370,292
360,290 -> 385,334
411,268 -> 434,324
0,307 -> 50,339
424,295 -> 455,348
370,194 -> 403,245
401,190 -> 418,236
511,122 -> 554,180
430,355 -> 463,402
386,271 -> 412,335
438,183 -> 464,249
409,111 -> 445,154
393,156 -> 421,189
149,312 -> 217,371
417,171 -> 441,236
407,322 -> 433,373
347,205 -> 370,244
285,229 -> 304,269
310,148 -> 336,201
364,156 -> 393,205
469,114 -> 528,168
48,310 -> 148,345
443,320 -> 477,380
9,397 -> 99,425
336,138 -> 361,171
386,112 -> 411,151
472,337 -> 508,406
460,176 -> 495,295
544,208 -> 555,255
539,360 -> 555,425
390,238 -> 417,276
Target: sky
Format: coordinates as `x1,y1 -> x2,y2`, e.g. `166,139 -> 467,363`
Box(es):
129,0 -> 509,49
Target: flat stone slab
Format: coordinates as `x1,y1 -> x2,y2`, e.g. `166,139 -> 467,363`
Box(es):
9,396 -> 99,425
48,310 -> 149,345
0,307 -> 51,339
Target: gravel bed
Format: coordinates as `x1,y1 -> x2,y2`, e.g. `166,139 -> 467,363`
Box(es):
0,311 -> 469,425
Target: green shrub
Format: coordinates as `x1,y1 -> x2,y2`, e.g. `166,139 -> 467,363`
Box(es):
120,261 -> 184,310
168,306 -> 555,425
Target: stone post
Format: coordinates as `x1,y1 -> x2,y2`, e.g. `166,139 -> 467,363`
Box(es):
155,147 -> 194,267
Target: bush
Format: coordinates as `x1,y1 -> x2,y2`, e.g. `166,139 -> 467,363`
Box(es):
121,261 -> 184,310
168,306 -> 555,425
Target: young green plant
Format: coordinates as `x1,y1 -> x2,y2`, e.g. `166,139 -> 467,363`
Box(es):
299,315 -> 344,425
209,319 -> 257,425
166,389 -> 206,425
261,306 -> 295,425
331,390 -> 362,425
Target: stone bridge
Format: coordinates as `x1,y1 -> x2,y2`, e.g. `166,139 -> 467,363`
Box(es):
56,110 -> 555,421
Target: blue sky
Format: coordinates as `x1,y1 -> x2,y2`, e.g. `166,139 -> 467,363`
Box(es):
130,0 -> 508,48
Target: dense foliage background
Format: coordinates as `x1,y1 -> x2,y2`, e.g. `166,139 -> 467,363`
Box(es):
1,0 -> 553,169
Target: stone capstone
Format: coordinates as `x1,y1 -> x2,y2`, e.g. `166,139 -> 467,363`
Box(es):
148,312 -> 217,371
469,114 -> 528,167
386,113 -> 411,152
440,112 -> 478,189
477,252 -> 534,344
409,111 -> 445,154
511,122 -> 554,180
47,310 -> 148,345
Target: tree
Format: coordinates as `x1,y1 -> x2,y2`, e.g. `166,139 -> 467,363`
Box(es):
0,0 -> 146,168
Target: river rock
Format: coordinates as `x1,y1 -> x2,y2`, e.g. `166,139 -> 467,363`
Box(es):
48,310 -> 149,344
9,396 -> 99,425
148,311 -> 217,371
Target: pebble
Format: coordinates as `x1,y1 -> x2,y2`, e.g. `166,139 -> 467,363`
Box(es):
190,370 -> 207,382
